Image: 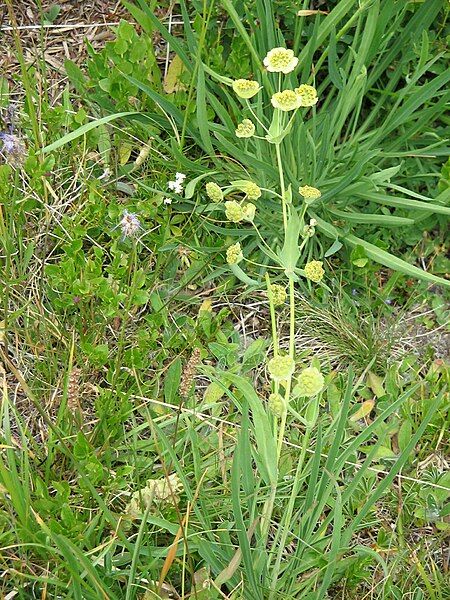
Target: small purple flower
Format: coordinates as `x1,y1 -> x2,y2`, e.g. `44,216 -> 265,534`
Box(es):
0,133 -> 16,152
119,210 -> 142,239
0,132 -> 26,167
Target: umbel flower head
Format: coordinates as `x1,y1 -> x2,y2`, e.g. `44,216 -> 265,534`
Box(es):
242,181 -> 261,200
243,203 -> 256,222
206,181 -> 223,203
271,90 -> 301,112
304,260 -> 324,283
264,47 -> 298,74
302,218 -> 317,238
299,185 -> 321,200
295,366 -> 324,397
269,284 -> 287,307
226,242 -> 243,265
232,79 -> 261,99
235,119 -> 256,138
126,473 -> 182,519
268,392 -> 286,417
225,200 -> 244,223
295,84 -> 319,107
119,210 -> 141,239
267,355 -> 295,382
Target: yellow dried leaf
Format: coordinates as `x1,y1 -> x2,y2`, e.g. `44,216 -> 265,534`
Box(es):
367,371 -> 386,398
0,321 -> 5,344
163,55 -> 187,93
350,399 -> 375,422
134,143 -> 151,168
199,299 -> 213,313
118,141 -> 132,165
297,9 -> 328,16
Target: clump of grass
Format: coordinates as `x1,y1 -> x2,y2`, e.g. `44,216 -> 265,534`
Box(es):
294,296 -> 387,372
294,295 -> 449,374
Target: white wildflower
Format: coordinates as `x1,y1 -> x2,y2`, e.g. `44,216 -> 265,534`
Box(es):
168,172 -> 187,195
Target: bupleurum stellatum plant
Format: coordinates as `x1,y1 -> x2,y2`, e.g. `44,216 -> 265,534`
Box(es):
204,46 -> 327,582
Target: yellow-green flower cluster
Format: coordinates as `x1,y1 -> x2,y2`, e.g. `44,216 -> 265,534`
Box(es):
268,392 -> 286,417
243,203 -> 256,222
299,185 -> 321,200
225,200 -> 244,223
206,182 -> 223,203
271,90 -> 301,112
295,84 -> 319,107
226,242 -> 243,265
232,79 -> 261,99
243,181 -> 261,200
304,260 -> 325,283
263,47 -> 298,74
295,367 -> 324,397
235,119 -> 255,138
267,355 -> 295,381
269,284 -> 287,307
302,218 -> 317,238
126,473 -> 182,519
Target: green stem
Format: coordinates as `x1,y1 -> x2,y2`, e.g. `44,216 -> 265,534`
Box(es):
277,278 -> 296,458
261,483 -> 277,541
275,144 -> 288,230
253,223 -> 278,255
269,428 -> 312,597
245,99 -> 269,133
266,273 -> 279,358
288,276 -> 295,359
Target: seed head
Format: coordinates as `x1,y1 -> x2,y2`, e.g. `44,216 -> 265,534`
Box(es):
226,242 -> 243,265
269,284 -> 287,307
180,348 -> 201,399
304,260 -> 324,283
225,200 -> 244,223
206,181 -> 223,203
268,392 -> 286,417
267,355 -> 295,381
243,181 -> 261,200
296,366 -> 324,397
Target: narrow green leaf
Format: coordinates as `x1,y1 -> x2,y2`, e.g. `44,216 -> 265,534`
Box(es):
42,112 -> 138,154
328,208 -> 414,226
224,373 -> 278,486
344,234 -> 450,287
164,358 -> 182,404
357,191 -> 450,216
